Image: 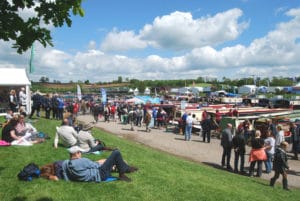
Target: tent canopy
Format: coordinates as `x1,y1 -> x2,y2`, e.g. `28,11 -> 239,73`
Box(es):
0,68 -> 31,114
0,68 -> 31,86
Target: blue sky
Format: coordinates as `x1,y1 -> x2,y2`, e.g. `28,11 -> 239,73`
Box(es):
1,0 -> 300,83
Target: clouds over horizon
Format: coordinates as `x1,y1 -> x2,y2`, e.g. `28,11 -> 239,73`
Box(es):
1,7 -> 300,82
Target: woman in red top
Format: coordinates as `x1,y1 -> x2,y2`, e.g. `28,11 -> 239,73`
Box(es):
215,109 -> 222,124
73,101 -> 79,116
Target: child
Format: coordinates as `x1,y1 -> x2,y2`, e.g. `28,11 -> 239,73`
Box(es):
270,141 -> 290,190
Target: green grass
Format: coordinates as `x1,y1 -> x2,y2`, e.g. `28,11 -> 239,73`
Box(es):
0,117 -> 299,201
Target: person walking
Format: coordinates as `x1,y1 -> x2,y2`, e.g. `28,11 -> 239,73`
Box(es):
270,141 -> 290,190
221,123 -> 233,170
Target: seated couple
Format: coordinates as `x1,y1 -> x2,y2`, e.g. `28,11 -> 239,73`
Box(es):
55,119 -> 115,152
41,146 -> 138,182
1,115 -> 44,145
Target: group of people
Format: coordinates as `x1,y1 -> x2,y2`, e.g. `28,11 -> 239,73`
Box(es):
8,88 -> 27,113
1,111 -> 44,145
92,102 -> 169,133
180,109 -> 220,142
220,119 -> 299,191
49,116 -> 139,182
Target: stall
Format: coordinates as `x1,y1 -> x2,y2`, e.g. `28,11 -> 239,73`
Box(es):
0,68 -> 31,115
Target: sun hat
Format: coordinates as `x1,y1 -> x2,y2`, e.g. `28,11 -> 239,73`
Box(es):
82,123 -> 94,131
68,146 -> 85,154
280,141 -> 289,147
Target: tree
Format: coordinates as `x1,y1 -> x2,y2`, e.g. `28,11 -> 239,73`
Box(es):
39,76 -> 49,83
0,0 -> 84,54
117,76 -> 123,83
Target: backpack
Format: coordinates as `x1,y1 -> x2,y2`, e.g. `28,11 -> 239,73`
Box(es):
17,163 -> 40,181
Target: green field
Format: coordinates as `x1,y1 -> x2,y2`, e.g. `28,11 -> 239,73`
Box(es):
0,117 -> 299,201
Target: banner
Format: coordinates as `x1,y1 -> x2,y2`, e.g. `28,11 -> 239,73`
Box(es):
101,88 -> 107,104
77,84 -> 82,101
29,43 -> 35,73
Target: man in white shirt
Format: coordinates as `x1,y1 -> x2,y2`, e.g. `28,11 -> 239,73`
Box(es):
264,130 -> 275,173
275,125 -> 285,147
185,113 -> 193,141
54,118 -> 78,148
19,87 -> 27,110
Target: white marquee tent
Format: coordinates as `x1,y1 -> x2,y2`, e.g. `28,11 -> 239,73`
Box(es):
0,68 -> 31,114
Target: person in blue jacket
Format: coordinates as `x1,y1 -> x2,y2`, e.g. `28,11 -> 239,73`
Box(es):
62,146 -> 138,182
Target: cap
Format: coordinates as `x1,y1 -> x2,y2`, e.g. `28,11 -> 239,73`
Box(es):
68,146 -> 85,154
227,123 -> 232,128
82,123 -> 94,131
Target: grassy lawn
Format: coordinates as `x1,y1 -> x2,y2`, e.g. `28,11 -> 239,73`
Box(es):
0,117 -> 299,201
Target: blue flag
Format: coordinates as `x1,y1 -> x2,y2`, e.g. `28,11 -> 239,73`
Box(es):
101,88 -> 107,104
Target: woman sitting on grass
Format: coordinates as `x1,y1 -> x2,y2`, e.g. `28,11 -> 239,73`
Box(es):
1,118 -> 20,143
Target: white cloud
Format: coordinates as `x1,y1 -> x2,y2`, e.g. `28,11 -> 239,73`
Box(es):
1,8 -> 300,82
139,9 -> 248,50
100,29 -> 147,52
100,9 -> 248,52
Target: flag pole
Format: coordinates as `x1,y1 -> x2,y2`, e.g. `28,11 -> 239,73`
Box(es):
29,43 -> 35,73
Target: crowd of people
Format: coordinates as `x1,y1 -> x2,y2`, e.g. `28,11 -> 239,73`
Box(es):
2,88 -> 142,183
2,88 -> 300,188
219,118 -> 300,191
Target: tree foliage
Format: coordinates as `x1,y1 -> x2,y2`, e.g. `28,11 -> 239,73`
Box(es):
0,0 -> 84,54
39,76 -> 49,83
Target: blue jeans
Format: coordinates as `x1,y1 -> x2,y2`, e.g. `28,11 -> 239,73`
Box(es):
99,150 -> 130,180
264,152 -> 273,173
185,124 -> 192,141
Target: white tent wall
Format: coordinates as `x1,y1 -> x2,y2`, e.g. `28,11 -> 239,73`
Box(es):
0,68 -> 32,115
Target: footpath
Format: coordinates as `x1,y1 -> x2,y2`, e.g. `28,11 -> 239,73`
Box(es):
77,114 -> 300,189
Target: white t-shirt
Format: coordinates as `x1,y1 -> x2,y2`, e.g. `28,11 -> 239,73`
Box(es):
264,137 -> 275,154
275,130 -> 285,146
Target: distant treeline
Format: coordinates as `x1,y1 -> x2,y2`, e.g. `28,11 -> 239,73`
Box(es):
32,76 -> 299,94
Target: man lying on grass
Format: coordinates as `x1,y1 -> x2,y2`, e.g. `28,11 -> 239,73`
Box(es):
62,146 -> 138,182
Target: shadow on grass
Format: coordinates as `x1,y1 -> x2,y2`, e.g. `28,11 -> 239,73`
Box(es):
202,162 -> 225,171
13,197 -> 54,201
202,162 -> 250,177
0,166 -> 5,174
36,197 -> 54,201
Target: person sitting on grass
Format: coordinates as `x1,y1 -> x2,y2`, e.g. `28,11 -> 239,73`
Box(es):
62,146 -> 138,182
1,118 -> 21,143
77,123 -> 116,153
54,118 -> 78,149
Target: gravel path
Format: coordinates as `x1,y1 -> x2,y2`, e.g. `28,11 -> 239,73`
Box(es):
77,114 -> 300,189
